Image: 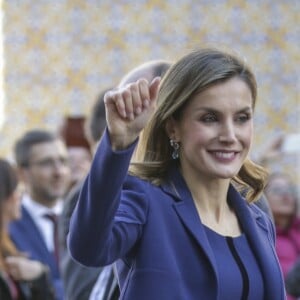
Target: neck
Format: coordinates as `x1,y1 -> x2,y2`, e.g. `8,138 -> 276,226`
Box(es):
183,172 -> 231,222
181,169 -> 241,236
28,192 -> 58,209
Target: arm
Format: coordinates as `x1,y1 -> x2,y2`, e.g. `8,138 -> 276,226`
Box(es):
68,78 -> 160,267
68,131 -> 143,266
285,258 -> 300,297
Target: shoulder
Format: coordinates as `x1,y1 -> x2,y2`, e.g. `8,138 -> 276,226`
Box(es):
285,258 -> 300,297
249,203 -> 273,227
10,205 -> 32,226
124,173 -> 154,192
248,203 -> 276,241
63,182 -> 83,219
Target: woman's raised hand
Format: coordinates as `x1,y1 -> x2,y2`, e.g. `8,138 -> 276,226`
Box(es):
104,77 -> 161,150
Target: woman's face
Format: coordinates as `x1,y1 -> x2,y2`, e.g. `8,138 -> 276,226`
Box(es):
265,175 -> 297,217
169,77 -> 253,182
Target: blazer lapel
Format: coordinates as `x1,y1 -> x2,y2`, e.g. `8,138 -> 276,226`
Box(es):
10,206 -> 59,274
228,186 -> 285,300
161,168 -> 219,284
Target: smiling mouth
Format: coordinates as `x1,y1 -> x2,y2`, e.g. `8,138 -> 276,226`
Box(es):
209,151 -> 238,161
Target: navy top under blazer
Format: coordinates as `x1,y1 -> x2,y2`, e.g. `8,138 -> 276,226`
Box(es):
68,130 -> 286,300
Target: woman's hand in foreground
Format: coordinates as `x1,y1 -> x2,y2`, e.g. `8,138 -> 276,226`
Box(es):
104,77 -> 161,151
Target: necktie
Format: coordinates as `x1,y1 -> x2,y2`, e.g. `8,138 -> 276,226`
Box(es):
44,213 -> 60,267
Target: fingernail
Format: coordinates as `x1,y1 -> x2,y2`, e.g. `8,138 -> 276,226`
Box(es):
135,107 -> 141,114
129,113 -> 134,120
151,76 -> 161,84
143,99 -> 149,107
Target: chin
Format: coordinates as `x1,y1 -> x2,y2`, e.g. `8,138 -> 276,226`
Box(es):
214,169 -> 239,179
208,161 -> 242,178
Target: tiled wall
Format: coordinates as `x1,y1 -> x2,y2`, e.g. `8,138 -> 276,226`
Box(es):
1,0 -> 299,183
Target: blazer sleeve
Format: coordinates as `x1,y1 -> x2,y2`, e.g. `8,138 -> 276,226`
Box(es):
68,129 -> 149,267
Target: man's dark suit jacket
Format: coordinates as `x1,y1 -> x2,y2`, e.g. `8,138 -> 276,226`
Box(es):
60,181 -> 119,300
9,206 -> 63,300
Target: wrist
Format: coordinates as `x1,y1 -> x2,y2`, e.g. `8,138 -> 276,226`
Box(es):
110,134 -> 138,151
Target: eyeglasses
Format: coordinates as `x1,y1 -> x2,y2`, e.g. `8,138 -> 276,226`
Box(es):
27,157 -> 69,169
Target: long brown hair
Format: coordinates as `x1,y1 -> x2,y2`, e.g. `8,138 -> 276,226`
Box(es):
0,159 -> 19,270
130,48 -> 268,202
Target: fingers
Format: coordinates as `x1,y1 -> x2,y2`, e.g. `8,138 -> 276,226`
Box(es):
5,256 -> 44,281
5,257 -> 21,280
123,83 -> 139,120
138,78 -> 153,110
149,77 -> 161,102
105,78 -> 158,120
104,90 -> 126,118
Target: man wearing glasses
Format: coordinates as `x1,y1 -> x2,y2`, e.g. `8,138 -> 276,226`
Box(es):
9,129 -> 70,300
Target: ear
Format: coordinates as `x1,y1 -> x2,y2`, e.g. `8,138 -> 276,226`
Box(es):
165,117 -> 179,141
17,167 -> 29,184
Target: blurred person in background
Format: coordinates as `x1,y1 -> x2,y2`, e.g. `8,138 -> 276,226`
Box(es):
265,172 -> 300,300
59,116 -> 92,193
9,129 -> 70,300
0,158 -> 55,300
257,133 -> 300,169
256,133 -> 300,206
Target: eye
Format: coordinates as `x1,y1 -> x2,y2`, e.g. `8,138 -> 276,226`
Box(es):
201,113 -> 218,123
59,157 -> 69,166
235,113 -> 251,123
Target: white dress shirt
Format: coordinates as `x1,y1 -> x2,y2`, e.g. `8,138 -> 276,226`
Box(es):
22,194 -> 63,252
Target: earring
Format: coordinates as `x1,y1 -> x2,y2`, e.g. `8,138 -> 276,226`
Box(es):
170,139 -> 180,160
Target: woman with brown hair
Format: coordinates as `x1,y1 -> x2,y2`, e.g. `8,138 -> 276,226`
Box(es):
69,48 -> 285,299
0,158 -> 54,300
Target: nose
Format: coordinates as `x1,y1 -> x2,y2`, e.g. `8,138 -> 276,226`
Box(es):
218,121 -> 236,143
52,159 -> 69,174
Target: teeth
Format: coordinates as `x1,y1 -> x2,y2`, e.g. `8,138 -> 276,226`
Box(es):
214,152 -> 234,159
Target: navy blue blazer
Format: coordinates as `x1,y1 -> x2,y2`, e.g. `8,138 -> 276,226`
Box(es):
68,131 -> 286,300
9,206 -> 63,300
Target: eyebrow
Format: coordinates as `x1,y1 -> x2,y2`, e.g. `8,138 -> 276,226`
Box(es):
31,154 -> 68,162
196,106 -> 252,114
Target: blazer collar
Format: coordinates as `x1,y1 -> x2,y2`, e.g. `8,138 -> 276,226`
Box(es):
228,188 -> 285,299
